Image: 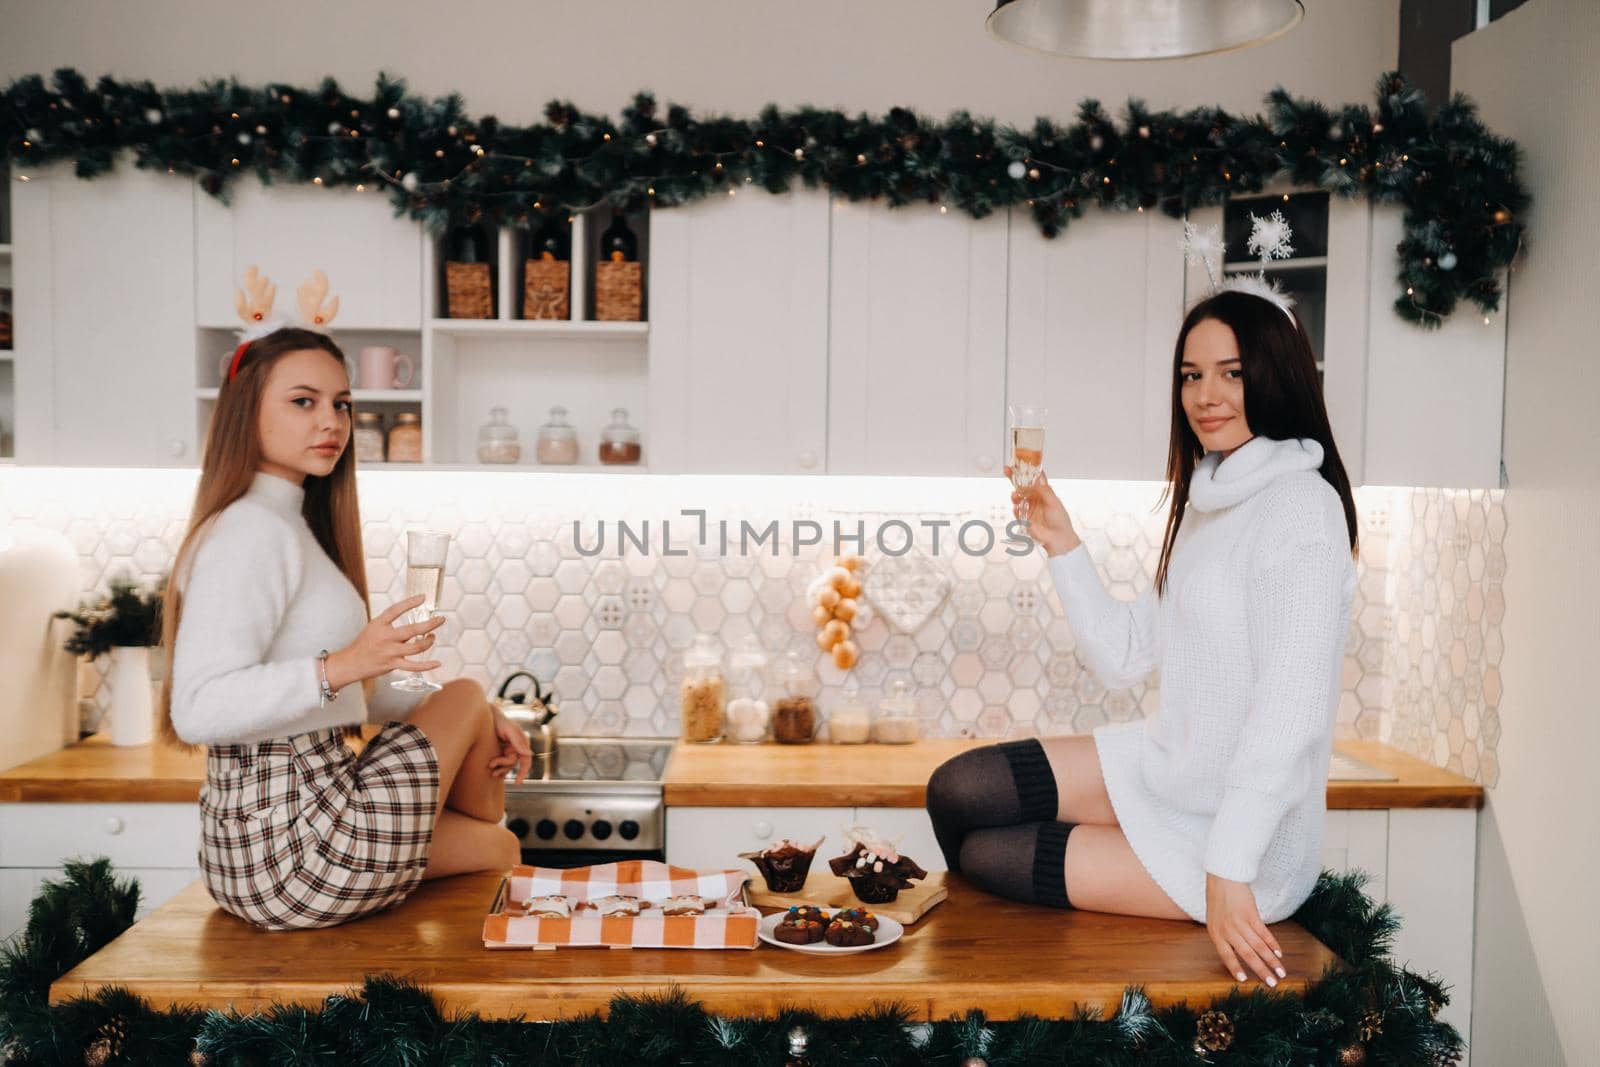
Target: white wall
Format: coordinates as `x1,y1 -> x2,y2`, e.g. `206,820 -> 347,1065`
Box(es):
1453,1 -> 1600,1063
0,0 -> 1397,127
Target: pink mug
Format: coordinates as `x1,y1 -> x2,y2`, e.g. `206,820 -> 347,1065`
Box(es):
358,346 -> 416,390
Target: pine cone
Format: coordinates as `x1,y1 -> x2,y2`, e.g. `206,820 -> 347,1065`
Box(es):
1359,1010 -> 1384,1043
1338,1042 -> 1368,1067
85,1016 -> 127,1066
1193,1009 -> 1235,1054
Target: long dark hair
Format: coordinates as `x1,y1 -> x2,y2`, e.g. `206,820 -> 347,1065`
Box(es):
1152,291 -> 1359,597
158,327 -> 367,747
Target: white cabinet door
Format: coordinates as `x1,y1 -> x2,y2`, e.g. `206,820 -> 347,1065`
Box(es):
1363,205 -> 1505,489
1010,209 -> 1186,481
1321,198 -> 1373,485
665,806 -> 851,869
647,190 -> 829,474
11,165 -> 197,466
827,200 -> 1008,477
195,183 -> 423,330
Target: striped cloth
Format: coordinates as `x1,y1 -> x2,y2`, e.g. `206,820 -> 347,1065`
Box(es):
483,860 -> 758,950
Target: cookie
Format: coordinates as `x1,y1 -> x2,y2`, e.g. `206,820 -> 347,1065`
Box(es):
520,895 -> 571,919
823,918 -> 875,947
583,895 -> 643,917
785,904 -> 830,925
660,895 -> 707,916
832,907 -> 879,932
774,918 -> 827,944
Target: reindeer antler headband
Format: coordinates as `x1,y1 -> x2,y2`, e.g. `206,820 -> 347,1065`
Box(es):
226,266 -> 341,382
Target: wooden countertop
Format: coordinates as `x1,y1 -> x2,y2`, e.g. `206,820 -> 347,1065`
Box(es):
50,872 -> 1341,1020
663,738 -> 1485,810
1,734 -> 1481,810
0,734 -> 205,803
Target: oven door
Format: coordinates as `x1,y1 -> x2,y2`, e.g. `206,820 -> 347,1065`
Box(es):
519,846 -> 666,868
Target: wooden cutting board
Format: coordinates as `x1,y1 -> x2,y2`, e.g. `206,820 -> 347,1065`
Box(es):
745,869 -> 948,925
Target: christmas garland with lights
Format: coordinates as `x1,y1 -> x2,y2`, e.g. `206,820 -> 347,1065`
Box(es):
0,860 -> 1462,1066
2,68 -> 1524,329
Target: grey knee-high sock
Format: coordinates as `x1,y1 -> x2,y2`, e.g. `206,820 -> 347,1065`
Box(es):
958,822 -> 1075,909
925,739 -> 1059,873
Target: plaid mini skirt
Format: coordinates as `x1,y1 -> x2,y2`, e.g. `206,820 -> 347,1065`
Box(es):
198,722 -> 441,931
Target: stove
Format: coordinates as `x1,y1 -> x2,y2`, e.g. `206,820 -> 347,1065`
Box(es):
502,737 -> 674,867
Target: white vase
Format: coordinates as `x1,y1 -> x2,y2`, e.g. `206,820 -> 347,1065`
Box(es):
106,646 -> 155,747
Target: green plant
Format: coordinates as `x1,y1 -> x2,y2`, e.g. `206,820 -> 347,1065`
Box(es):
54,573 -> 165,658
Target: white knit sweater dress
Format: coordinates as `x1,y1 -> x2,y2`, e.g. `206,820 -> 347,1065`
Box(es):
1047,435 -> 1357,923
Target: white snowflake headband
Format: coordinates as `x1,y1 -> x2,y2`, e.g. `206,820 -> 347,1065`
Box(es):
1181,209 -> 1297,323
226,265 -> 341,382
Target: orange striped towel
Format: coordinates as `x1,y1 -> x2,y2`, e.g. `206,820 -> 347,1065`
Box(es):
483,860 -> 758,950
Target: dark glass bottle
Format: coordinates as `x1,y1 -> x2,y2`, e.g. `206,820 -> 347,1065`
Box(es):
449,224 -> 491,264
527,213 -> 570,261
599,210 -> 638,263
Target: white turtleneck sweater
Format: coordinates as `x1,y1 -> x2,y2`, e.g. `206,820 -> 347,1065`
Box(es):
1047,435 -> 1357,923
170,472 -> 426,746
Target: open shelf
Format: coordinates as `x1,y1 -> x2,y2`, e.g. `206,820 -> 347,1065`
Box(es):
427,318 -> 647,339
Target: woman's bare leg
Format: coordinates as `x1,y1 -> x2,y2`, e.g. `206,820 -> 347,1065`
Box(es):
1036,735 -> 1118,825
1063,824 -> 1189,920
422,808 -> 520,881
404,679 -> 507,823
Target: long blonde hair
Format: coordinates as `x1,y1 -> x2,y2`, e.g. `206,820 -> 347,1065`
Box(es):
158,328 -> 368,747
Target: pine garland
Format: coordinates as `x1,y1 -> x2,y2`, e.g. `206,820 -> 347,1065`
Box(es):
2,68 -> 1525,329
0,863 -> 1463,1066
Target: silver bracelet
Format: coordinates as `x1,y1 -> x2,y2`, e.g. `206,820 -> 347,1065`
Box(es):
317,649 -> 338,706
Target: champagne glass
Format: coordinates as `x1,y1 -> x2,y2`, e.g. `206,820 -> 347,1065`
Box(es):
392,530 -> 450,692
1008,405 -> 1047,524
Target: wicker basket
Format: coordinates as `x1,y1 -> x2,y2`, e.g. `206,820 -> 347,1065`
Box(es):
522,259 -> 571,320
445,261 -> 494,319
594,260 -> 643,322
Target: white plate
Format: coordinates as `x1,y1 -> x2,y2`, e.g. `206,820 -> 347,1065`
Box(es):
757,911 -> 904,955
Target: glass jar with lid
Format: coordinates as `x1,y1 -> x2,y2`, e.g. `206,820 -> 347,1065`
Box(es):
476,406 -> 522,464
353,411 -> 386,463
535,405 -> 580,465
679,634 -> 725,744
828,684 -> 871,744
386,411 -> 422,463
598,407 -> 643,465
724,635 -> 771,744
771,651 -> 819,744
874,679 -> 920,744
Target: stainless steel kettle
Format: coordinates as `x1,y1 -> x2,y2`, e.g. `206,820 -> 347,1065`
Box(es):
495,670 -> 558,779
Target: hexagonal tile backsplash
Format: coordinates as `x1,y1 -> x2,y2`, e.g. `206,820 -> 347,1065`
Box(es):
0,470 -> 1504,784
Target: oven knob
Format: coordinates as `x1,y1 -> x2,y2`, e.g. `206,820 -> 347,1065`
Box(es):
618,819 -> 641,841
507,817 -> 531,839
563,819 -> 585,840
591,819 -> 613,841
535,818 -> 558,840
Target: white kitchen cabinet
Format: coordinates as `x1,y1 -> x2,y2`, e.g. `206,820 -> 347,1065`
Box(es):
195,181 -> 424,331
647,190 -> 829,474
666,806 -> 859,869
1362,205 -> 1506,489
1009,208 -> 1187,481
0,801 -> 201,941
827,200 -> 1008,477
11,165 -> 198,466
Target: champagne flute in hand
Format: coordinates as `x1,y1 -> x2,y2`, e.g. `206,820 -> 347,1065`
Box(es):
392,530 -> 450,692
1008,405 -> 1047,523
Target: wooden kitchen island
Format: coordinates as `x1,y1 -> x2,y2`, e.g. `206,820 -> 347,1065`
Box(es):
49,869 -> 1339,1020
